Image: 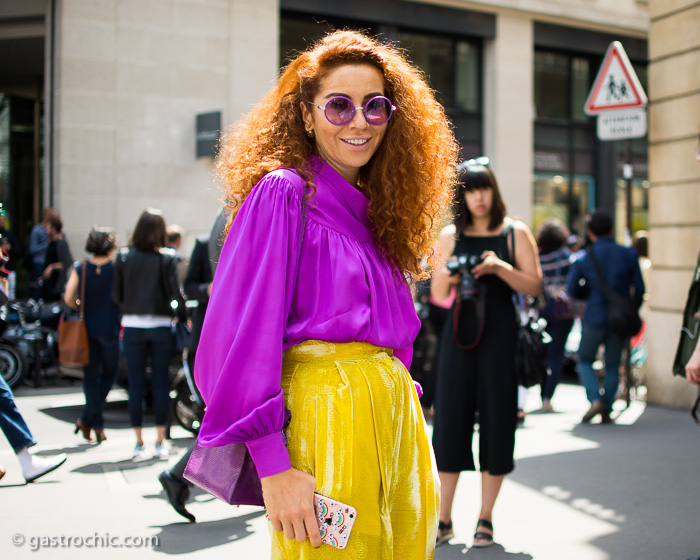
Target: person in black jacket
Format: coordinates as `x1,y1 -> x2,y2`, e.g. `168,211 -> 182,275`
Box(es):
42,215 -> 74,304
112,209 -> 185,460
158,209 -> 227,523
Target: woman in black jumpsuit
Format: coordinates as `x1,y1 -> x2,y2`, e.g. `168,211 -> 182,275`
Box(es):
431,160 -> 542,548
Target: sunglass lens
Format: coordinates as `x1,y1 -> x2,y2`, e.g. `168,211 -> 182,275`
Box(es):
365,97 -> 391,125
326,97 -> 354,125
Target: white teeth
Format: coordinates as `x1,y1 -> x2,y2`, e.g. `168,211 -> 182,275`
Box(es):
344,138 -> 369,145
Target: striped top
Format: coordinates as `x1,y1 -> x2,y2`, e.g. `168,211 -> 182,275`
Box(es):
539,247 -> 575,299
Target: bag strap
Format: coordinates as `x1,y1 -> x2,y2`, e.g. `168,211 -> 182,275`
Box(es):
507,221 -> 515,265
78,260 -> 87,321
507,223 -> 527,321
587,248 -> 607,289
587,248 -> 614,305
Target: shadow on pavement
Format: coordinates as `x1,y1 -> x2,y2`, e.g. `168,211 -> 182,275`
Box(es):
437,542 -> 533,559
73,457 -> 164,474
40,400 -> 134,430
509,404 -> 700,559
150,511 -> 266,554
34,442 -> 96,457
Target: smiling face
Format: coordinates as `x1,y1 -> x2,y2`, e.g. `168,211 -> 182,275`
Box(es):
301,64 -> 389,185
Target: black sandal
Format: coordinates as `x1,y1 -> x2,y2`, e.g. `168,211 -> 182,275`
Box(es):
436,520 -> 454,546
473,518 -> 494,548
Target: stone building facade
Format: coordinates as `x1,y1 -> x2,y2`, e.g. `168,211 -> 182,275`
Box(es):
645,0 -> 700,408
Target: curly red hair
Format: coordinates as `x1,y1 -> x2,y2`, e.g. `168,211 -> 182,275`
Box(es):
217,29 -> 458,279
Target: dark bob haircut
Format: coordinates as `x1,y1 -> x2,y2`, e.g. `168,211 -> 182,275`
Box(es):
536,218 -> 570,255
453,162 -> 506,232
85,226 -> 117,256
130,208 -> 166,253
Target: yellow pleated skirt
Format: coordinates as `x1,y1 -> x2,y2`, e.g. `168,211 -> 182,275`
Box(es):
271,340 -> 440,560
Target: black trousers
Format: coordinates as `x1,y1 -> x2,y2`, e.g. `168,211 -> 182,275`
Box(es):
432,302 -> 518,476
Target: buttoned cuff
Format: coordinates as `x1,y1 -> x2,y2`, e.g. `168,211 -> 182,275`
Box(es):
245,432 -> 292,479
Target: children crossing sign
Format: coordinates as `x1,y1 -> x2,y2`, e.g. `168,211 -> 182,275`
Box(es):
584,41 -> 647,115
585,41 -> 647,140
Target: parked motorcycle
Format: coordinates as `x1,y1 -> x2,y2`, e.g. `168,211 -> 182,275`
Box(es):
0,305 -> 28,389
169,348 -> 204,434
1,299 -> 62,387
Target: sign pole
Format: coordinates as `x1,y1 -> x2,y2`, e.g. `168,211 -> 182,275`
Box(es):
624,140 -> 633,408
585,41 -> 647,410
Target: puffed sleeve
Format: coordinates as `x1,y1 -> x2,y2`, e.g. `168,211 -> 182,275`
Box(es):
194,172 -> 302,478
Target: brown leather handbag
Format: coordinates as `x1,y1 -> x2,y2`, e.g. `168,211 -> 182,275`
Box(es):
58,262 -> 90,367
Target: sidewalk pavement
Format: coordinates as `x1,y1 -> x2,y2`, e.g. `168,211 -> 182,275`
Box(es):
1,379 -> 698,559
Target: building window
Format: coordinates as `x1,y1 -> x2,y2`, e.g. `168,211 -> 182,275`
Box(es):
399,31 -> 482,158
534,51 -> 598,235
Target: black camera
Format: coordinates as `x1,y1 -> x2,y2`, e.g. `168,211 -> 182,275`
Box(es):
446,254 -> 483,301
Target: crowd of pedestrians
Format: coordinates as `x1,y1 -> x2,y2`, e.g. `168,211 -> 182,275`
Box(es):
0,205 -> 204,482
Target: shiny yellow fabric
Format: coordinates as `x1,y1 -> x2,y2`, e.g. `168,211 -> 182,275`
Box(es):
271,340 -> 439,560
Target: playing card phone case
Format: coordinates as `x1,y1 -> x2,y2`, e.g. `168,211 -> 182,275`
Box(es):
314,493 -> 357,549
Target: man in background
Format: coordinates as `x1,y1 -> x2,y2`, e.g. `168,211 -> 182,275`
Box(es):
567,210 -> 645,424
28,207 -> 56,299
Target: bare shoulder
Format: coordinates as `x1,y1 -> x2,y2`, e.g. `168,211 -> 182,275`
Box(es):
507,218 -> 533,236
439,223 -> 457,242
437,224 -> 457,260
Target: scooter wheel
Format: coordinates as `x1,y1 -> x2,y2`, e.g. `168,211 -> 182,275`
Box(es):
0,343 -> 28,389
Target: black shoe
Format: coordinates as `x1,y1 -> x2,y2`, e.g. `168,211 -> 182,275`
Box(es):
159,470 -> 195,523
581,400 -> 604,423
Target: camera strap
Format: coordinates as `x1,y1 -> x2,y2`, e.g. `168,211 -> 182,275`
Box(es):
452,284 -> 487,350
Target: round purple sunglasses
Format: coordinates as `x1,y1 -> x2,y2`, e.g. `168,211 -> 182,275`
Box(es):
312,95 -> 397,126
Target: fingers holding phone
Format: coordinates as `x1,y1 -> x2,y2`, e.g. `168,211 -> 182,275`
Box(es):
261,468 -> 322,548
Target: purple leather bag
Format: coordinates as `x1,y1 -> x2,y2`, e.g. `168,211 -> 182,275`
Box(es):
183,180 -> 306,507
183,409 -> 292,507
183,441 -> 265,506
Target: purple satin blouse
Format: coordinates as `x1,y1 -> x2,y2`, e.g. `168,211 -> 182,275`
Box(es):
194,155 -> 420,478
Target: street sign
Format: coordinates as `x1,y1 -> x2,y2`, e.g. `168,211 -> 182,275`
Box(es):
584,41 -> 647,115
597,109 -> 647,141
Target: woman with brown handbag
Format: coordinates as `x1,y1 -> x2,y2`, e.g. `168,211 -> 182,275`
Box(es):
64,226 -> 121,444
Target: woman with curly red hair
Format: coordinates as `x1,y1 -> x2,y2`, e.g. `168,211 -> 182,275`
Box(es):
194,29 -> 458,558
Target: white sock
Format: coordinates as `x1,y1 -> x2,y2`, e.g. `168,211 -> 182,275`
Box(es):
16,447 -> 34,471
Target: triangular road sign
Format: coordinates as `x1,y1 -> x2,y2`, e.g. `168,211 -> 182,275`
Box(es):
584,41 -> 647,115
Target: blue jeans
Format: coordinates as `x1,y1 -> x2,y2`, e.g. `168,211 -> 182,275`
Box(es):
577,324 -> 625,411
80,335 -> 120,430
122,327 -> 173,427
541,316 -> 575,401
0,374 -> 35,453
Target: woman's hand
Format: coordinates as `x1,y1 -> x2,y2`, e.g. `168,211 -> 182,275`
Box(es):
686,345 -> 700,385
443,258 -> 462,285
260,468 -> 322,548
472,251 -> 507,278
